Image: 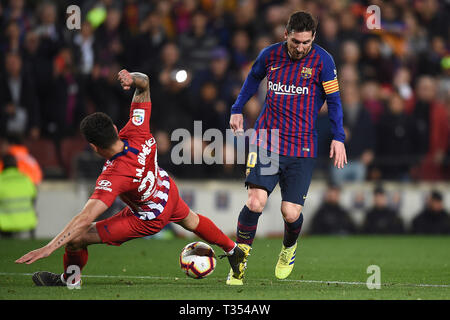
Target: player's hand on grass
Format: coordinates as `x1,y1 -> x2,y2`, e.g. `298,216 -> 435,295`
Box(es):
230,113 -> 244,136
330,140 -> 347,169
15,246 -> 52,265
118,69 -> 133,90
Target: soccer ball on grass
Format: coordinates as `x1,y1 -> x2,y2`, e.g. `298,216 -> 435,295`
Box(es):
179,241 -> 217,279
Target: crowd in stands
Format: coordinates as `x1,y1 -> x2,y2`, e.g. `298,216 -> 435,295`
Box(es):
0,0 -> 449,183
309,185 -> 450,235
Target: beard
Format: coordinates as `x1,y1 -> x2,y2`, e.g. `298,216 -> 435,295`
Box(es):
288,45 -> 312,60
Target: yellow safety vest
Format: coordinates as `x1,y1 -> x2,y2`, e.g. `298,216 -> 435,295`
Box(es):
0,168 -> 37,232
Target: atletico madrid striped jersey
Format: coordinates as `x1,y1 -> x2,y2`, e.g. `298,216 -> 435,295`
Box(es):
231,42 -> 345,157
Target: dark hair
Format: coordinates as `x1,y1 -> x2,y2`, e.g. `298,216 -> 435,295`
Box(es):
80,112 -> 118,149
286,11 -> 317,35
2,154 -> 17,169
430,190 -> 443,202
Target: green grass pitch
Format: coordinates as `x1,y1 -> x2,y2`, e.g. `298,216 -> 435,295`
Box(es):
1,236 -> 449,300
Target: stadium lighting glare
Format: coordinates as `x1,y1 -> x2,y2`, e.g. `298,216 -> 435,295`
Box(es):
175,70 -> 188,83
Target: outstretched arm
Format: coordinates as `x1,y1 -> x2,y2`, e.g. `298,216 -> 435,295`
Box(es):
118,69 -> 150,103
15,199 -> 108,264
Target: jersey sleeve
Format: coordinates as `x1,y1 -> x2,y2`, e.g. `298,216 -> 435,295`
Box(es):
90,172 -> 131,208
119,101 -> 152,139
319,52 -> 346,142
231,47 -> 269,114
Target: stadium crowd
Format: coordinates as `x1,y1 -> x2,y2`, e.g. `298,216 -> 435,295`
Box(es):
0,0 -> 449,184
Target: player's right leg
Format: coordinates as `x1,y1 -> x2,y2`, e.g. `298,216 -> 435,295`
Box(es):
32,223 -> 102,287
226,185 -> 268,285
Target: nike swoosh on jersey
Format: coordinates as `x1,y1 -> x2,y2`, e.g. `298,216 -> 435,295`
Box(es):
270,66 -> 281,71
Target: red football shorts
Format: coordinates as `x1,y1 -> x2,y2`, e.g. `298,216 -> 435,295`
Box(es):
96,178 -> 190,246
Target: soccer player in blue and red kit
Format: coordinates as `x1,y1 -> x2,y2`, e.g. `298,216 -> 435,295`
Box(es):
227,11 -> 347,285
15,69 -> 248,286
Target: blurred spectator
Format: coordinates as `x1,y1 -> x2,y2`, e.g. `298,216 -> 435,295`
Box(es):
34,1 -> 64,57
178,10 -> 217,73
0,52 -> 40,138
362,185 -> 405,234
375,92 -> 414,180
1,0 -> 33,39
417,36 -> 448,77
0,134 -> 42,185
190,47 -> 238,107
88,62 -> 127,127
409,76 -> 449,180
22,30 -> 54,109
360,81 -> 384,125
132,10 -> 168,73
338,40 -> 360,74
337,9 -> 361,43
0,154 -> 37,238
72,21 -> 96,76
415,0 -> 449,40
316,14 -> 340,61
330,84 -> 375,184
229,29 -> 252,71
1,20 -> 21,55
94,7 -> 126,68
411,190 -> 450,234
309,183 -> 356,235
44,47 -> 85,137
150,42 -> 192,132
359,36 -> 395,85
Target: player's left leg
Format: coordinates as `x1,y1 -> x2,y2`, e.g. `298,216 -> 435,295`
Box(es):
275,157 -> 315,279
32,223 -> 102,287
275,201 -> 303,280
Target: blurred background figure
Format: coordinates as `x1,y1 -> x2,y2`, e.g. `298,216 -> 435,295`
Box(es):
362,185 -> 405,234
374,92 -> 414,181
0,134 -> 42,185
411,191 -> 450,234
309,183 -> 356,235
0,154 -> 37,238
330,84 -> 374,185
0,51 -> 40,139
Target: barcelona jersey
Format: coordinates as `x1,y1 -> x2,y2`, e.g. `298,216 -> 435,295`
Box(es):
232,42 -> 345,157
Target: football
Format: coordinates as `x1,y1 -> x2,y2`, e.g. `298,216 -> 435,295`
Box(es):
179,241 -> 217,279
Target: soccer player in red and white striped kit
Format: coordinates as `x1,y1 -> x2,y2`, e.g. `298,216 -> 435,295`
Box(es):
15,69 -> 249,286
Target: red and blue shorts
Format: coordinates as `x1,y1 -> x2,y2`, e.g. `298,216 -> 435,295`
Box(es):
96,178 -> 190,246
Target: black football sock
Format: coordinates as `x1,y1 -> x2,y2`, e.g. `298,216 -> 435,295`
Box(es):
283,213 -> 304,248
236,205 -> 261,246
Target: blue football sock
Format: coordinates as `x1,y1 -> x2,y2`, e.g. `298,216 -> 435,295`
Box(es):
283,213 -> 303,248
236,205 -> 261,246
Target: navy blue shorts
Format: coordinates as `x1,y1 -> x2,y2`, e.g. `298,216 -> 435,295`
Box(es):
245,147 -> 316,206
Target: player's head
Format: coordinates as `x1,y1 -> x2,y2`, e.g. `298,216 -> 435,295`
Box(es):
80,112 -> 119,153
284,11 -> 317,60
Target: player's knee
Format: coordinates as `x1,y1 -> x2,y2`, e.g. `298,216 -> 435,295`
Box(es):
66,237 -> 85,251
246,196 -> 267,213
281,204 -> 303,223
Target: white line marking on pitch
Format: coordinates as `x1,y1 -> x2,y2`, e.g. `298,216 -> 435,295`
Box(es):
0,272 -> 449,288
